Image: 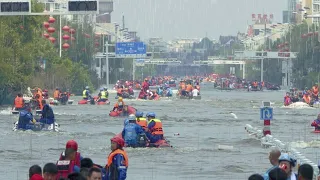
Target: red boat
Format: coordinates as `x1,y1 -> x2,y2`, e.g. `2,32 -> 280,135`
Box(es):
114,133 -> 171,148
109,106 -> 137,117
78,96 -> 110,105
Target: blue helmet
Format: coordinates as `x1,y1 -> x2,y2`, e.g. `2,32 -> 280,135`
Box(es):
135,111 -> 143,117
124,119 -> 129,126
278,153 -> 296,167
146,112 -> 156,117
100,88 -> 103,91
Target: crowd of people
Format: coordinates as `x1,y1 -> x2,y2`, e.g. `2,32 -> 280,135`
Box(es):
247,149 -> 315,180
28,139 -> 128,180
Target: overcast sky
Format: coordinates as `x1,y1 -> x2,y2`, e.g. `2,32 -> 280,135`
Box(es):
112,0 -> 287,41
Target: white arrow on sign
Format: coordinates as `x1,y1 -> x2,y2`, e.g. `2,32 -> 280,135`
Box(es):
264,109 -> 272,119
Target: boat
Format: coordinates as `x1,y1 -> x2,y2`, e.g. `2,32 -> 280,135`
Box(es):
114,133 -> 171,148
109,106 -> 136,117
115,95 -> 135,99
13,121 -> 59,132
313,130 -> 320,133
179,95 -> 201,100
285,102 -> 311,108
49,98 -> 74,105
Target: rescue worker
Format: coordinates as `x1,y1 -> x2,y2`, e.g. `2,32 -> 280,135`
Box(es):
60,140 -> 83,167
113,97 -> 125,111
165,87 -> 173,97
97,88 -> 108,102
278,153 -> 297,179
39,100 -> 55,124
311,114 -> 320,131
135,111 -> 147,130
53,88 -> 61,100
122,114 -> 146,147
12,93 -> 25,111
142,78 -> 149,91
17,110 -> 36,130
83,86 -> 91,100
105,136 -> 128,180
34,88 -> 43,110
56,148 -> 81,179
42,89 -> 49,99
146,112 -> 164,144
312,84 -> 319,101
284,93 -> 291,106
104,87 -> 109,99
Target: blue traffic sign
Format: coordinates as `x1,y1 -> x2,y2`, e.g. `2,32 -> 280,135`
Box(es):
260,107 -> 273,120
115,42 -> 146,57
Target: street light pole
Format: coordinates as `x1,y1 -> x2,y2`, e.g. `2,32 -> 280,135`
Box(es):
106,41 -> 109,88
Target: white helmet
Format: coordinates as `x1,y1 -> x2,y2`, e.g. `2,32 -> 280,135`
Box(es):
128,114 -> 136,120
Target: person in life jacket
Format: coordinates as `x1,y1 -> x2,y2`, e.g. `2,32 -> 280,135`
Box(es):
303,92 -> 311,105
311,114 -> 320,131
277,153 -> 297,180
135,111 -> 147,130
284,93 -> 291,106
56,148 -> 81,179
83,86 -> 91,100
60,140 -> 83,167
113,97 -> 125,111
42,89 -> 49,99
138,89 -> 147,99
122,114 -> 146,148
34,88 -> 43,110
53,88 -> 61,101
312,84 -> 319,101
105,136 -> 128,180
39,100 -> 55,124
12,93 -> 25,111
145,112 -> 164,143
104,87 -> 109,98
142,78 -> 149,91
165,87 -> 173,97
97,88 -> 108,102
17,110 -> 36,130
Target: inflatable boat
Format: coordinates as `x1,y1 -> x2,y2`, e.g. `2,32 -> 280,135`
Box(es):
114,133 -> 171,148
109,106 -> 137,117
13,121 -> 59,132
49,98 -> 74,105
179,95 -> 201,100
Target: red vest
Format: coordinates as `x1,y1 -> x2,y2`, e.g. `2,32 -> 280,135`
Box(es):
56,160 -> 75,179
59,152 -> 81,167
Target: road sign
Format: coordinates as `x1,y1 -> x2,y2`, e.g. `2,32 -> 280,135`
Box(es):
260,107 -> 273,120
135,58 -> 145,66
115,42 -> 146,58
0,1 -> 30,14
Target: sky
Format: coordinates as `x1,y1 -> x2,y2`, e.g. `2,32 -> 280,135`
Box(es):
112,0 -> 287,41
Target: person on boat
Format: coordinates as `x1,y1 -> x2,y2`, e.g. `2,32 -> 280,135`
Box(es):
278,153 -> 297,180
105,136 -> 128,180
312,84 -> 319,101
142,78 -> 149,91
60,140 -> 83,167
122,114 -> 146,147
34,88 -> 43,110
104,87 -> 109,99
311,114 -> 320,131
252,80 -> 258,90
17,110 -> 36,130
83,86 -> 91,100
166,87 -> 173,97
42,89 -> 49,99
303,92 -> 311,105
263,149 -> 281,180
157,86 -> 163,96
97,88 -> 108,102
56,148 -> 81,179
113,97 -> 125,112
284,93 -> 291,106
186,83 -> 193,96
53,87 -> 61,101
39,100 -> 55,124
146,112 -> 164,143
136,111 -> 147,130
138,89 -> 147,99
192,86 -> 199,97
12,93 -> 25,111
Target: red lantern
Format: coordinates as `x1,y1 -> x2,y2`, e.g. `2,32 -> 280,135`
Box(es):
62,34 -> 70,40
71,37 -> 76,41
48,37 -> 56,44
62,25 -> 70,32
284,42 -> 289,45
308,32 -> 313,36
43,33 -> 50,38
62,43 -> 70,49
301,34 -> 307,38
95,34 -> 100,39
48,17 -> 55,24
47,27 -> 55,33
69,29 -> 76,34
43,22 -> 50,29
84,33 -> 91,38
95,42 -> 99,47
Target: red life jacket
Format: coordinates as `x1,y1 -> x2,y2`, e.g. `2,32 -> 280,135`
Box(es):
59,152 -> 81,167
56,160 -> 75,179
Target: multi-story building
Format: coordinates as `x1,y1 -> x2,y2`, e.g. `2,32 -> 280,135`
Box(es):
313,0 -> 320,23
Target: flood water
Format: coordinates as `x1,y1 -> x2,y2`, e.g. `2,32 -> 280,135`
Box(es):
1,84 -> 320,180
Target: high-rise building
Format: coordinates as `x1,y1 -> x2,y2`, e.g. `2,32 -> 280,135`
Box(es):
285,0 -> 297,23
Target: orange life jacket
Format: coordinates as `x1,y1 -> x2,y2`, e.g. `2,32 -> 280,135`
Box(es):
313,86 -> 319,95
106,149 -> 128,170
303,95 -> 311,104
14,96 -> 24,108
149,119 -> 164,135
117,88 -> 123,94
136,118 -> 147,129
186,84 -> 192,92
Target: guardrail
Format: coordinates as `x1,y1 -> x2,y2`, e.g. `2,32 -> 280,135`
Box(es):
245,124 -> 319,178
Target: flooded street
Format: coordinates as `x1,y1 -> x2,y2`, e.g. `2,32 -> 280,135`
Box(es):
1,86 -> 320,180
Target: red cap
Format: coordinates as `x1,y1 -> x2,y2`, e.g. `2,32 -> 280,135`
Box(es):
110,136 -> 125,147
66,140 -> 78,151
30,174 -> 44,180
